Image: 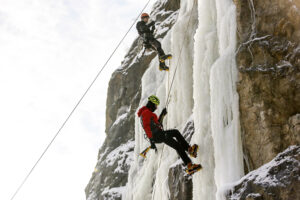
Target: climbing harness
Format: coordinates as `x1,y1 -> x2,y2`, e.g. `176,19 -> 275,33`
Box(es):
137,39 -> 157,62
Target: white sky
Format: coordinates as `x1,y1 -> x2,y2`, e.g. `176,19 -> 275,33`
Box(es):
0,0 -> 154,199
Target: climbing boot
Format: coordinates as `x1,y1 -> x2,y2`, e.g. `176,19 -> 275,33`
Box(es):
186,163 -> 202,175
159,54 -> 172,62
188,144 -> 199,158
159,61 -> 169,71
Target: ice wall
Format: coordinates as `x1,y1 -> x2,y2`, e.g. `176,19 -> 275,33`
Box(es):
192,0 -> 244,199
191,0 -> 218,198
210,0 -> 244,198
167,0 -> 198,128
126,0 -> 244,199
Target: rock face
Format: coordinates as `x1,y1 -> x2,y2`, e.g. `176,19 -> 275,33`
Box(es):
235,0 -> 300,171
85,1 -> 180,199
227,145 -> 300,200
168,163 -> 192,200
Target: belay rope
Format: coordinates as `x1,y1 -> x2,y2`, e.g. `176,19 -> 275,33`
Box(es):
151,0 -> 197,199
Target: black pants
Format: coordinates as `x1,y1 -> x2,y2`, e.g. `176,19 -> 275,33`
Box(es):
147,38 -> 165,57
152,129 -> 191,165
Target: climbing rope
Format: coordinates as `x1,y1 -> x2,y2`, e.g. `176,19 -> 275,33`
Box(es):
9,1 -> 152,200
166,62 -> 170,129
152,0 -> 197,199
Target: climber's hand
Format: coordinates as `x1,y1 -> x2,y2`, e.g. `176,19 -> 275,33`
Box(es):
150,139 -> 157,153
161,108 -> 167,116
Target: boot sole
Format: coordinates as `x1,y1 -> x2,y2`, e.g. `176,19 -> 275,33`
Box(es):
159,68 -> 169,71
186,165 -> 202,175
159,56 -> 172,62
159,66 -> 170,71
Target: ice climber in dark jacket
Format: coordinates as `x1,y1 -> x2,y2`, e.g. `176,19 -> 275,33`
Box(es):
137,95 -> 202,173
136,13 -> 171,71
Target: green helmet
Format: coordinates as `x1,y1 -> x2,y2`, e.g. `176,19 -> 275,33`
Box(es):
148,95 -> 160,105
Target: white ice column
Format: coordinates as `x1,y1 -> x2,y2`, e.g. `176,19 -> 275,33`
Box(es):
192,0 -> 244,199
210,0 -> 244,199
192,0 -> 218,199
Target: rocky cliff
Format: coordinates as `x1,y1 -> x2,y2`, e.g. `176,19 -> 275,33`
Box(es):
235,0 -> 300,171
86,0 -> 300,199
227,145 -> 300,200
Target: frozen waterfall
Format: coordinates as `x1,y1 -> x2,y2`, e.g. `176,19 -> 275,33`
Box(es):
125,0 -> 244,199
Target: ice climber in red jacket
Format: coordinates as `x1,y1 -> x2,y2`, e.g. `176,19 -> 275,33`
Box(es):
137,95 -> 202,174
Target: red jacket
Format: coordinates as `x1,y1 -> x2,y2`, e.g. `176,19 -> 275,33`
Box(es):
137,106 -> 162,138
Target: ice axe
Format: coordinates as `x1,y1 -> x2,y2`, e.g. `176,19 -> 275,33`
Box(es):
139,146 -> 151,158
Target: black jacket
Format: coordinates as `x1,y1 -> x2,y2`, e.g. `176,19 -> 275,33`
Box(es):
136,21 -> 155,38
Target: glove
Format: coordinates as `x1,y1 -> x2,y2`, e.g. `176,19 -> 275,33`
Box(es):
150,139 -> 157,153
161,108 -> 167,116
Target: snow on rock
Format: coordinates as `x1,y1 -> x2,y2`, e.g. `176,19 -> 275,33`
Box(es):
105,140 -> 135,173
226,145 -> 300,200
110,113 -> 128,129
101,186 -> 126,200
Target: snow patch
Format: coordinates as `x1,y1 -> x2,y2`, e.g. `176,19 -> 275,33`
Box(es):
227,145 -> 300,200
105,140 -> 135,173
101,186 -> 126,200
111,112 -> 128,128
